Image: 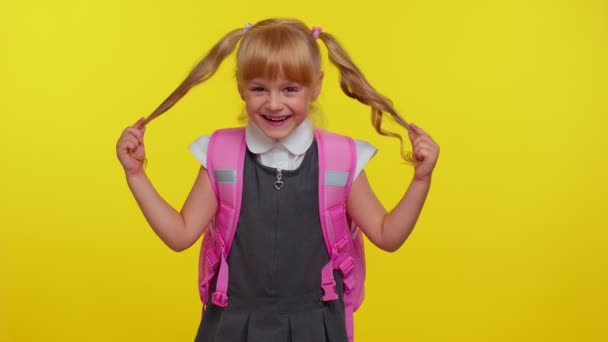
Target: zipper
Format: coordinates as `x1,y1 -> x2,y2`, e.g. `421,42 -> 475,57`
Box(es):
270,168 -> 282,296
274,168 -> 284,190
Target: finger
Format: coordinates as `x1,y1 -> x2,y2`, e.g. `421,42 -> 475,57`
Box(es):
125,127 -> 143,143
133,117 -> 146,129
411,123 -> 430,137
414,140 -> 438,151
415,148 -> 431,161
126,136 -> 139,149
413,144 -> 423,158
412,136 -> 430,150
415,148 -> 437,163
405,122 -> 416,134
413,140 -> 429,151
120,134 -> 141,150
122,140 -> 136,152
131,143 -> 143,156
412,132 -> 437,149
136,124 -> 147,140
407,130 -> 417,144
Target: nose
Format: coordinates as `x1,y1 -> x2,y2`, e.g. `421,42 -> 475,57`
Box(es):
266,92 -> 284,112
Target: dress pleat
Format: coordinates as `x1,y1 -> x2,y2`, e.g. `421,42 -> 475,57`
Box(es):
322,305 -> 348,342
288,309 -> 327,342
214,312 -> 250,342
246,312 -> 290,341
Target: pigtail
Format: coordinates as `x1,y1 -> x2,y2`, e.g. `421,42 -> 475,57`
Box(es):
318,32 -> 415,164
142,28 -> 246,125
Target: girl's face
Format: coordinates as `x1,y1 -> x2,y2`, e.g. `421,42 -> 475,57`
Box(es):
240,75 -> 322,141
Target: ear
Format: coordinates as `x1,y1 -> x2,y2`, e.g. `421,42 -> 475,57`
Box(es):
311,72 -> 324,101
237,83 -> 245,101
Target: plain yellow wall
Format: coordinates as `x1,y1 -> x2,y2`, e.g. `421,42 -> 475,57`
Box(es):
1,0 -> 607,341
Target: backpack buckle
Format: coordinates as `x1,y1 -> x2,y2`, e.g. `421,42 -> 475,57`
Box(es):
330,237 -> 350,264
211,291 -> 228,307
343,275 -> 356,292
321,281 -> 339,301
338,256 -> 355,276
321,261 -> 339,301
336,236 -> 349,251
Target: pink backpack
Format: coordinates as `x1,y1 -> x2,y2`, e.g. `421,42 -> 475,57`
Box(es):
198,127 -> 366,342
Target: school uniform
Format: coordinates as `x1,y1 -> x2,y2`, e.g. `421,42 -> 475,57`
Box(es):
188,119 -> 376,342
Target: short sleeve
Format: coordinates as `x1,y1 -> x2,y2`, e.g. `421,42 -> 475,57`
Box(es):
353,139 -> 377,180
188,134 -> 212,168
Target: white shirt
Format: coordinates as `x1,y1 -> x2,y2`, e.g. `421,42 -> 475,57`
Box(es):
188,119 -> 377,180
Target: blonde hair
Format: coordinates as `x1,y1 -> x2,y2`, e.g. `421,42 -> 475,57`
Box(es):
143,18 -> 414,164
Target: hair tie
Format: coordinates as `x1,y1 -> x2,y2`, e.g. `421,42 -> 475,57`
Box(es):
312,26 -> 323,39
244,23 -> 252,31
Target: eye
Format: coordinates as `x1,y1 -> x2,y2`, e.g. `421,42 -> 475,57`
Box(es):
249,86 -> 265,92
284,86 -> 299,93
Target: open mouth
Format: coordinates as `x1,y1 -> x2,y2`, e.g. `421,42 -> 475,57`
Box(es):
262,115 -> 292,123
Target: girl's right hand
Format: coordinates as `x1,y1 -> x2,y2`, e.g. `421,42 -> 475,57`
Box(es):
116,117 -> 147,176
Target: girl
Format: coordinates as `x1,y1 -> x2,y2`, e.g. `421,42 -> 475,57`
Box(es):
116,18 -> 439,342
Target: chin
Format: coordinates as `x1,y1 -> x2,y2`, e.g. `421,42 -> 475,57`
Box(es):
256,121 -> 298,141
262,129 -> 292,141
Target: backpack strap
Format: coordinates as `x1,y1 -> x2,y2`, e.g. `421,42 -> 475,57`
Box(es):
315,129 -> 358,341
315,129 -> 356,247
205,127 -> 246,307
315,128 -> 356,294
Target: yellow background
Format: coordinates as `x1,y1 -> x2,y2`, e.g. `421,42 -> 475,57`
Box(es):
1,0 -> 607,341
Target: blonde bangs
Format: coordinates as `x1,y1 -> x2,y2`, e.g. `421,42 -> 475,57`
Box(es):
236,24 -> 320,85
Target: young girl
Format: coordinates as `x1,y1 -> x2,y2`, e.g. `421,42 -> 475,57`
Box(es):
116,18 -> 438,342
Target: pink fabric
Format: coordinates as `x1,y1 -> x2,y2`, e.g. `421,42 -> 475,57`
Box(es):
204,128 -> 247,307
314,129 -> 362,342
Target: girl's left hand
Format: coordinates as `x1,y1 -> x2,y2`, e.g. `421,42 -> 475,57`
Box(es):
408,123 -> 440,182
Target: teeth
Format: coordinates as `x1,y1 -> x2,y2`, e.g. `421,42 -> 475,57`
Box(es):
264,115 -> 289,122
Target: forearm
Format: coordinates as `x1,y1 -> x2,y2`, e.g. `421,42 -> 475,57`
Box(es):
349,123 -> 438,253
126,171 -> 188,251
381,176 -> 431,252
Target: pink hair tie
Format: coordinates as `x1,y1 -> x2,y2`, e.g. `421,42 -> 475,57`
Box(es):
312,26 -> 323,39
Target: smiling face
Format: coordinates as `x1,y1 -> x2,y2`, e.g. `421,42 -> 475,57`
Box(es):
234,20 -> 324,140
241,75 -> 322,141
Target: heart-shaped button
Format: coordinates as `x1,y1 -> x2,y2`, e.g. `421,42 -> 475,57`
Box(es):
274,180 -> 284,190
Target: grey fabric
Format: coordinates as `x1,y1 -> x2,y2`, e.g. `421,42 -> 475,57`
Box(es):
195,140 -> 348,342
214,169 -> 237,184
324,171 -> 349,186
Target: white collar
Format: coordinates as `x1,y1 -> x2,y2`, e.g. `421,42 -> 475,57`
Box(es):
245,119 -> 314,156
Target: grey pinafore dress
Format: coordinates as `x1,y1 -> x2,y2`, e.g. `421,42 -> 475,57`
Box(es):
194,140 -> 348,342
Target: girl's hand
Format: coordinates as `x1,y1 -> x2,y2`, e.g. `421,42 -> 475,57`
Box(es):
408,123 -> 439,182
116,117 -> 147,176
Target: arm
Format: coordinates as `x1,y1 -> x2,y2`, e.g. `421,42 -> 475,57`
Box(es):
126,166 -> 218,252
117,118 -> 218,252
346,123 -> 439,252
